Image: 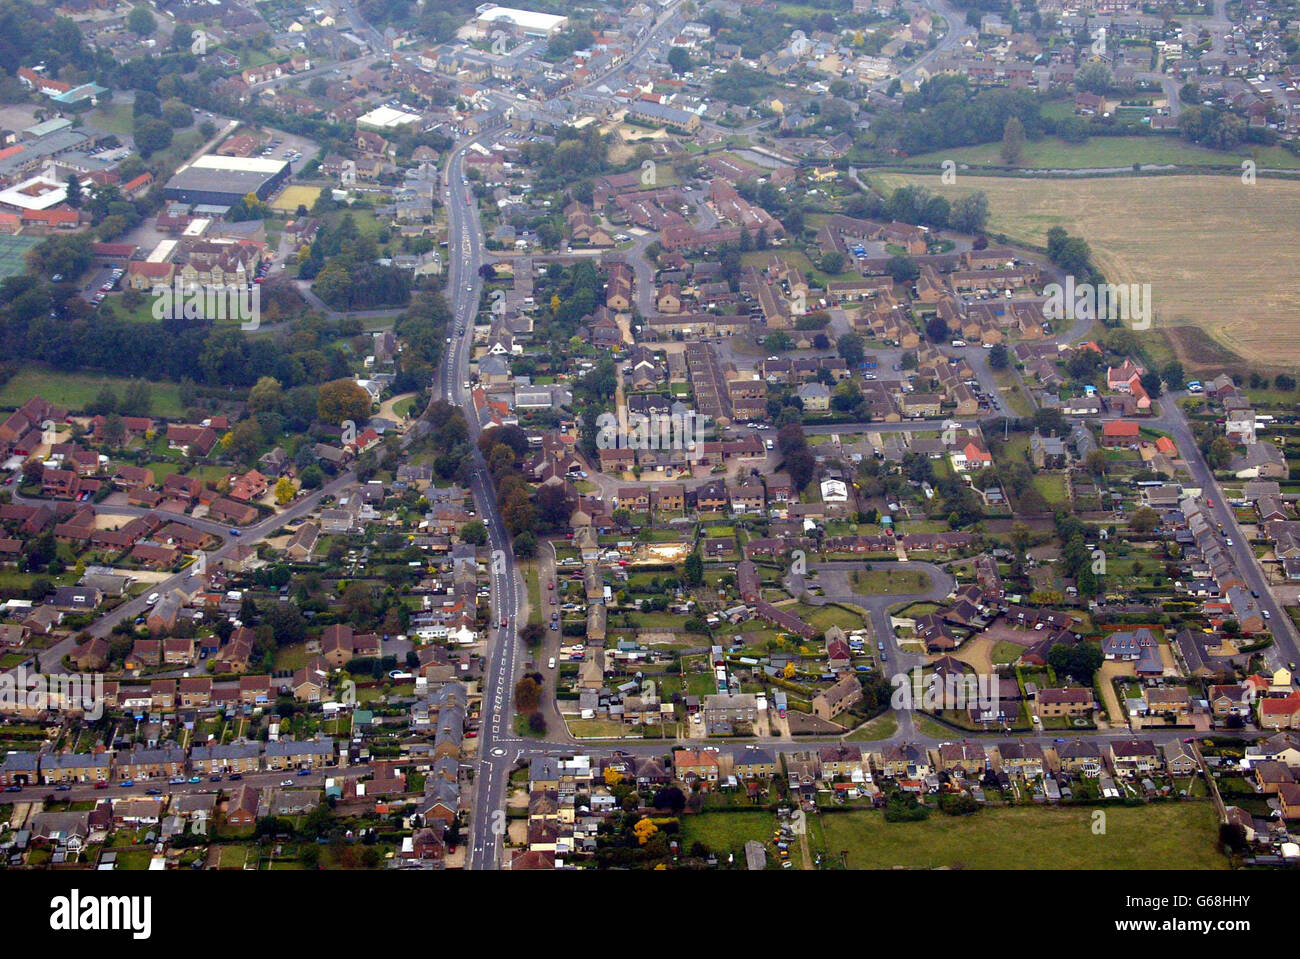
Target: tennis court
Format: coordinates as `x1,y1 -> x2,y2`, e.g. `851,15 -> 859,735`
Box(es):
0,234 -> 39,279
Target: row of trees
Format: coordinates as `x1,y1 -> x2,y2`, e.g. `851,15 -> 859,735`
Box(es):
845,184 -> 990,236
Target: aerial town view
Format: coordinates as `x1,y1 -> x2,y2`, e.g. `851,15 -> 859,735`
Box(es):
0,0 -> 1293,934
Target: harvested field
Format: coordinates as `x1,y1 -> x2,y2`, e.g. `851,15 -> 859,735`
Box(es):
875,173 -> 1300,370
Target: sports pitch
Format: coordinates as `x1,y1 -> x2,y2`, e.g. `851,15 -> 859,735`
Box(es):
0,234 -> 40,279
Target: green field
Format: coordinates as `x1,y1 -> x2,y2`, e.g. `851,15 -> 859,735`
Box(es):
679,811 -> 776,859
850,568 -> 932,594
0,234 -> 40,279
892,135 -> 1300,171
813,803 -> 1226,869
0,369 -> 184,418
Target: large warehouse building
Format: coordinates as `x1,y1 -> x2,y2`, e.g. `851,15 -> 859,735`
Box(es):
164,155 -> 290,207
474,6 -> 568,38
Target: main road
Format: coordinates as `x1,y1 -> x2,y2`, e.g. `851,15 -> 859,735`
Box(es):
414,0 -> 1269,870
432,0 -> 693,869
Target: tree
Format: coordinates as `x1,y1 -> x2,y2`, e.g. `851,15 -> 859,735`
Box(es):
764,331 -> 792,353
652,786 -> 686,813
514,675 -> 542,713
162,99 -> 194,129
949,192 -> 989,234
818,250 -> 846,275
128,5 -> 156,37
1000,116 -> 1026,165
317,379 -> 372,425
837,331 -> 865,367
132,115 -> 173,157
299,465 -> 324,490
684,549 -> 703,586
886,254 -> 919,284
64,175 -> 82,209
1047,642 -> 1103,685
667,46 -> 692,75
513,530 -> 538,558
633,816 -> 659,845
460,519 -> 488,546
275,476 -> 295,506
20,458 -> 44,486
1129,506 -> 1160,533
987,343 -> 1009,369
248,376 -> 284,414
786,448 -> 816,490
1075,61 -> 1114,96
535,483 -> 571,530
100,413 -> 125,448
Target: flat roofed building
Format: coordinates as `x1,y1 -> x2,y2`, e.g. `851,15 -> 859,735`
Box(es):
475,6 -> 569,36
164,155 -> 291,206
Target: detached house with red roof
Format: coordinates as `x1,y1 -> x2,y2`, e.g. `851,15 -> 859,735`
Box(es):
1102,419 -> 1140,447
1261,692 -> 1300,731
950,440 -> 993,472
1107,360 -> 1145,392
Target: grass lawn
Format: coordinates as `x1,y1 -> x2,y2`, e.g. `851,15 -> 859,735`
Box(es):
794,604 -> 864,633
218,845 -> 250,869
740,248 -> 844,288
851,568 -> 932,594
0,369 -> 184,418
679,811 -> 775,859
273,643 -> 312,671
1031,472 -> 1070,505
814,802 -> 1226,870
525,561 -> 542,626
845,712 -> 899,741
566,718 -> 636,739
990,641 -> 1026,666
992,369 -> 1035,417
110,847 -> 155,870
